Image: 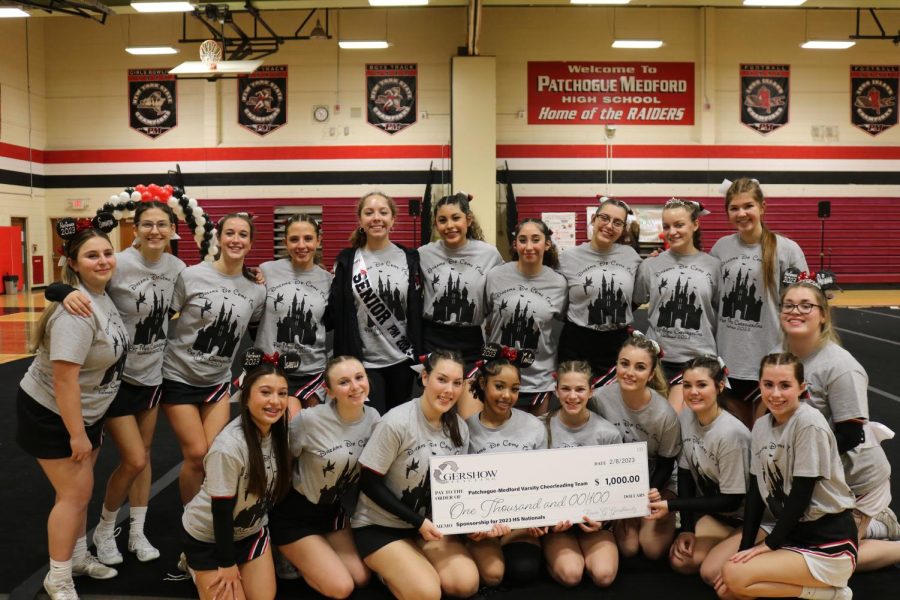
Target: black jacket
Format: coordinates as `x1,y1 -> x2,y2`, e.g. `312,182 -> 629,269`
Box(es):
328,244 -> 423,362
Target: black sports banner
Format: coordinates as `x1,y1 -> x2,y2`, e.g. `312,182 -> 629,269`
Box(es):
238,65 -> 288,136
366,63 -> 417,135
740,64 -> 789,135
129,69 -> 177,139
851,65 -> 898,136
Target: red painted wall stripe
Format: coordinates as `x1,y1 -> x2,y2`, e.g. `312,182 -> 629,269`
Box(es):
496,144 -> 900,160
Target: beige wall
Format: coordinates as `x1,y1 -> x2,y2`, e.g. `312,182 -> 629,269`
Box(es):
1,7 -> 898,284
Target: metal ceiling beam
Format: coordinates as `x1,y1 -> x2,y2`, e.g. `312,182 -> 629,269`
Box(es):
17,0 -> 112,23
850,8 -> 900,45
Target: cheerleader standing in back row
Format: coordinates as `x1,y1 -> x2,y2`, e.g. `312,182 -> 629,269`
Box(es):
484,219 -> 567,415
46,201 -> 186,566
466,346 -> 546,588
180,352 -> 293,600
712,178 -> 808,428
269,355 -> 380,598
330,191 -> 423,414
162,214 -> 266,504
647,356 -> 751,588
557,197 -> 642,382
257,215 -> 333,416
540,360 -> 623,588
718,353 -> 857,600
780,279 -> 900,571
17,218 -> 126,599
352,351 -> 480,600
590,333 -> 681,560
418,193 -> 504,418
635,199 -> 721,413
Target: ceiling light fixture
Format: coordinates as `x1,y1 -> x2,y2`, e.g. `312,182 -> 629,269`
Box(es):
169,59 -> 262,75
0,7 -> 29,17
309,19 -> 327,40
612,39 -> 663,49
743,0 -> 806,6
338,40 -> 390,49
368,0 -> 428,6
801,40 -> 855,49
131,2 -> 194,13
126,46 -> 179,55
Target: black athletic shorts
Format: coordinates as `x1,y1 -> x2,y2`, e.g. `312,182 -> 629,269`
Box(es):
182,525 -> 271,571
105,380 -> 162,418
269,489 -> 347,546
161,378 -> 231,406
16,387 -> 104,459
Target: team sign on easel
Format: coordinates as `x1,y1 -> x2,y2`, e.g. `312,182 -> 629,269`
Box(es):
527,61 -> 694,125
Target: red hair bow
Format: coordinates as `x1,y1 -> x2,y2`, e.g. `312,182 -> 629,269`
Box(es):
500,346 -> 518,361
261,352 -> 280,366
74,218 -> 95,233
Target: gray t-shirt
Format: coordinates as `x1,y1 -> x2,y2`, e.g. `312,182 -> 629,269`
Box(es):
354,244 -> 410,368
750,403 -> 855,522
352,398 -> 469,529
162,262 -> 266,386
107,247 -> 185,386
635,250 -> 720,363
710,233 -> 807,380
557,242 -> 642,331
289,402 -> 381,505
590,383 -> 682,477
466,409 -> 547,454
484,262 -> 568,393
418,239 -> 503,326
801,342 -> 891,497
182,418 -> 279,542
256,260 -> 332,375
21,286 -> 129,425
678,408 -> 751,519
546,411 -> 623,449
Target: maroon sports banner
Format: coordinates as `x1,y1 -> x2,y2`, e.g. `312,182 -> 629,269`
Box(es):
527,61 -> 694,125
851,65 -> 898,136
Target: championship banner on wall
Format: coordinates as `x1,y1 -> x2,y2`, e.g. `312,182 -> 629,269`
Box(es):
128,69 -> 177,139
740,64 -> 789,135
366,63 -> 417,134
527,61 -> 694,125
851,65 -> 898,136
238,65 -> 288,136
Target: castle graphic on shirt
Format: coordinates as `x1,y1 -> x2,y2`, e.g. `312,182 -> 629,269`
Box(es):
234,467 -> 276,530
721,268 -> 763,322
657,276 -> 703,330
499,297 -> 540,349
689,451 -> 721,498
366,274 -> 405,327
274,293 -> 318,346
586,273 -> 628,327
133,287 -> 169,345
400,470 -> 431,516
317,460 -> 359,505
192,301 -> 241,357
762,460 -> 789,519
100,328 -> 130,386
431,272 -> 476,324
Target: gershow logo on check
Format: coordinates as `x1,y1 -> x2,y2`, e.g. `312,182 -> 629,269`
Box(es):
433,461 -> 498,484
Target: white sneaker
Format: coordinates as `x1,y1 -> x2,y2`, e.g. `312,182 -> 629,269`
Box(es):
875,507 -> 900,541
43,573 -> 80,600
72,553 -> 118,580
92,527 -> 123,566
128,531 -> 160,562
834,586 -> 853,600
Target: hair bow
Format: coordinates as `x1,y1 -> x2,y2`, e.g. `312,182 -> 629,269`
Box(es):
261,351 -> 280,366
631,330 -> 664,358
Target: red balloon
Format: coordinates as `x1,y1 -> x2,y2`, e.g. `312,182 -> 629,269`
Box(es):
135,184 -> 147,193
141,191 -> 153,202
158,188 -> 172,200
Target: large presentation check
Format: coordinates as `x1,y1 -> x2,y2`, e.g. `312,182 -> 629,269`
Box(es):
430,442 -> 650,534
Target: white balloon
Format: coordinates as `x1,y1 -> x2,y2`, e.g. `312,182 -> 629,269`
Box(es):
113,210 -> 123,220
167,198 -> 179,209
110,194 -> 121,204
187,198 -> 199,209
129,191 -> 141,202
195,216 -> 206,228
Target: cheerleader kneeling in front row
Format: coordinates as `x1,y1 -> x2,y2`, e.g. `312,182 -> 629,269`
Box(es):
179,351 -> 295,600
716,352 -> 857,600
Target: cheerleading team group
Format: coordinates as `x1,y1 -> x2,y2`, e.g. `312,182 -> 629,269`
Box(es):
16,177 -> 900,600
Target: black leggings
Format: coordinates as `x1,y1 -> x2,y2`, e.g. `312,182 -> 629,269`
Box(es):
367,361 -> 415,414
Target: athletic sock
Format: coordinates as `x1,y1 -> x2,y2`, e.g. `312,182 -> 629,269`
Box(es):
72,536 -> 88,564
48,558 -> 73,585
96,506 -> 118,537
799,586 -> 838,599
129,506 -> 148,537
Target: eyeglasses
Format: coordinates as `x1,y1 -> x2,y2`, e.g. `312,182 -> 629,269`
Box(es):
595,213 -> 626,230
137,221 -> 172,231
780,302 -> 822,315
